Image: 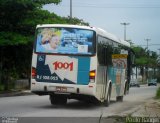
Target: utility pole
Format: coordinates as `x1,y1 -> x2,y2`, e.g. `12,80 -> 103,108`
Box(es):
158,48 -> 160,66
70,0 -> 72,19
144,38 -> 151,83
158,48 -> 160,56
158,49 -> 160,78
120,22 -> 130,41
145,38 -> 151,52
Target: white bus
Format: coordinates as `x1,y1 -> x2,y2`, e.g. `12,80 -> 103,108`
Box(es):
31,24 -> 134,106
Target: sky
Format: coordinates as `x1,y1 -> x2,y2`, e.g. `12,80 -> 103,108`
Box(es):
43,0 -> 160,54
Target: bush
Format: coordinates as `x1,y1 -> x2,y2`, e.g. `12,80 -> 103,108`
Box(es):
0,83 -> 4,92
157,76 -> 160,83
156,87 -> 160,99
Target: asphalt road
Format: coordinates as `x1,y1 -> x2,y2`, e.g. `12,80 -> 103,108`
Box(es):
0,85 -> 159,123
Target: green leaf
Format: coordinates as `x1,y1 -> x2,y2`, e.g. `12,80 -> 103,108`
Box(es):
0,32 -> 33,46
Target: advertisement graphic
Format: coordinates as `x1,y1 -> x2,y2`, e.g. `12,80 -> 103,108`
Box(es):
45,56 -> 78,83
36,27 -> 94,55
35,54 -> 90,85
112,54 -> 127,69
111,54 -> 128,96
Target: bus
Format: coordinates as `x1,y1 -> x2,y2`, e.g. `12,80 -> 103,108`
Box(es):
31,24 -> 134,106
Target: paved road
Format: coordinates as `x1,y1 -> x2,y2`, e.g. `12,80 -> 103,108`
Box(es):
0,85 -> 159,123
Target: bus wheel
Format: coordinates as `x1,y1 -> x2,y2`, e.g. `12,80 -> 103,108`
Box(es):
124,84 -> 127,95
124,82 -> 128,95
104,86 -> 111,107
50,94 -> 67,105
116,96 -> 123,102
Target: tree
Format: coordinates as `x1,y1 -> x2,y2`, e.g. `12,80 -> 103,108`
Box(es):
157,56 -> 160,66
132,46 -> 158,82
0,0 -> 89,90
62,16 -> 89,26
0,0 -> 63,45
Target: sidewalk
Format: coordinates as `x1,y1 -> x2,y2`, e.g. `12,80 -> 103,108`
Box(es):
100,99 -> 160,123
130,99 -> 160,117
0,90 -> 33,97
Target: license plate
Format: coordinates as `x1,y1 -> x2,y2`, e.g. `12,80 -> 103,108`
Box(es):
56,87 -> 67,92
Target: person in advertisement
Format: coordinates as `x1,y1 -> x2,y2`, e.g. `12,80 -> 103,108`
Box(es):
38,28 -> 61,51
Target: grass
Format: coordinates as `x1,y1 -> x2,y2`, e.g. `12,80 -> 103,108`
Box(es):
0,83 -> 4,92
156,87 -> 160,99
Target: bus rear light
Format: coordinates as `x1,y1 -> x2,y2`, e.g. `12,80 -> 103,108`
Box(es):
89,70 -> 96,82
32,67 -> 36,79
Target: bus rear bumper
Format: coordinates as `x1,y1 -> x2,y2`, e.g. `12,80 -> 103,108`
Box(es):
31,80 -> 95,97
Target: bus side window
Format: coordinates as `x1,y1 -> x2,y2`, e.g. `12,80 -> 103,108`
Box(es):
103,45 -> 112,66
97,36 -> 113,66
104,47 -> 107,65
107,45 -> 113,66
98,43 -> 104,65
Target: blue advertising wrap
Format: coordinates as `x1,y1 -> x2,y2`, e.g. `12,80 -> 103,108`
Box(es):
36,27 -> 94,55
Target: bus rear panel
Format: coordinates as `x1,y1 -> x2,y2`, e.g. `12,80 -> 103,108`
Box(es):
31,25 -> 97,102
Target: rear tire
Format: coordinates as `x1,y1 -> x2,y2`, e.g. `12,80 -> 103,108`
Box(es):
124,83 -> 127,95
104,85 -> 111,107
50,94 -> 67,105
116,96 -> 123,102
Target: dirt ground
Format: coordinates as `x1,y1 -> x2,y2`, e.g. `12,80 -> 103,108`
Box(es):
101,99 -> 160,123
131,99 -> 160,117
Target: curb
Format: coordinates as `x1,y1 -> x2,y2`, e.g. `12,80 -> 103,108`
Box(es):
0,90 -> 34,97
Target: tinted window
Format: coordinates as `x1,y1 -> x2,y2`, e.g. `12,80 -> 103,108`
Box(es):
97,36 -> 113,65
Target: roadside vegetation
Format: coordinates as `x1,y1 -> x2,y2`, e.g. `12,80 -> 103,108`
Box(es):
132,46 -> 160,83
156,87 -> 160,99
0,0 -> 89,91
0,84 -> 4,92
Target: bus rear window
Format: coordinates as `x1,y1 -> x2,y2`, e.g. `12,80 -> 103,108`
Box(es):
35,27 -> 95,55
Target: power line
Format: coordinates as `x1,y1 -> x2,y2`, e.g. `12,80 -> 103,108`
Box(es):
61,5 -> 160,9
56,3 -> 160,9
138,44 -> 160,46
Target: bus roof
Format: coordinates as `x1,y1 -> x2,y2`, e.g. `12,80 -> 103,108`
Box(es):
36,24 -> 130,47
36,24 -> 95,31
119,39 -> 130,47
95,27 -> 130,47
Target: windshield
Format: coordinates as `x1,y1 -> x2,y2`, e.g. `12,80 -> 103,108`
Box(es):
35,27 -> 96,55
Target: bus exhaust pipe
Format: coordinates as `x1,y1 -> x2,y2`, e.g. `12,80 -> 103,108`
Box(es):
77,88 -> 79,94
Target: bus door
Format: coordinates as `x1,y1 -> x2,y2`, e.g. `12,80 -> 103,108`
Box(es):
98,47 -> 109,102
101,67 -> 107,101
112,54 -> 128,96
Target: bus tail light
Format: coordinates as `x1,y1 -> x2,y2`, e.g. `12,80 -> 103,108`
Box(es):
89,70 -> 96,82
32,67 -> 36,79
